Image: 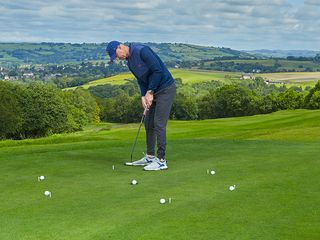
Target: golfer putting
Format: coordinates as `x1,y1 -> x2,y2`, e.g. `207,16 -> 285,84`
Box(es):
106,41 -> 176,171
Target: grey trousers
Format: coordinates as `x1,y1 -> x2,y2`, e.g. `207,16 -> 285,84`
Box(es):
144,83 -> 176,159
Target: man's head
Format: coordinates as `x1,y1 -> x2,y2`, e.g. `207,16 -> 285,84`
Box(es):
106,41 -> 129,63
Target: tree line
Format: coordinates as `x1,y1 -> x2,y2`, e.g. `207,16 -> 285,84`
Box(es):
1,78 -> 320,140
95,78 -> 320,122
0,81 -> 99,139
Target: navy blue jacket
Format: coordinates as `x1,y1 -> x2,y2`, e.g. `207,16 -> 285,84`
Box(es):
127,43 -> 174,96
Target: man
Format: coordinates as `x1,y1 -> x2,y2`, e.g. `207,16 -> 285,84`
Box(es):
106,41 -> 176,171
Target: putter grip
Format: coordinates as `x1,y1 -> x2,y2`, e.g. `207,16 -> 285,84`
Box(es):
143,108 -> 148,116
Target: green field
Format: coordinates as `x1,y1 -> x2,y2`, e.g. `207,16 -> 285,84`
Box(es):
66,68 -> 320,91
258,72 -> 320,87
67,72 -> 136,90
206,59 -> 320,72
1,109 -> 319,239
170,69 -> 241,84
66,69 -> 242,90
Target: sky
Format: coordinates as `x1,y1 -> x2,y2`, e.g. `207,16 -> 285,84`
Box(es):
0,0 -> 319,50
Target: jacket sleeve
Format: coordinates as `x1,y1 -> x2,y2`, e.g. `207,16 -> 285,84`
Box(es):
140,47 -> 163,92
138,80 -> 148,96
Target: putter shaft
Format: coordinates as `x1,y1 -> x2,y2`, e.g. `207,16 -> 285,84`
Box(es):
130,108 -> 148,162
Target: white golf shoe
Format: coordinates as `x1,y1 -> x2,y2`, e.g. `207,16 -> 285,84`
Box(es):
125,153 -> 157,166
143,159 -> 168,171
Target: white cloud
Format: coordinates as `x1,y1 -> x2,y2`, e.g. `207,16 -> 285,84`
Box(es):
0,0 -> 318,50
305,0 -> 320,5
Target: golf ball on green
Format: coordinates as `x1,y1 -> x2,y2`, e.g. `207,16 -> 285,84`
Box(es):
131,180 -> 137,185
38,176 -> 45,181
160,198 -> 166,204
44,191 -> 51,196
210,170 -> 215,175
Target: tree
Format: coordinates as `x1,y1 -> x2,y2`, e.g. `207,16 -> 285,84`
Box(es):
68,88 -> 100,123
313,54 -> 320,63
111,93 -> 132,123
304,81 -> 320,109
276,89 -> 304,110
127,95 -> 144,122
98,98 -> 116,122
254,94 -> 277,114
171,92 -> 198,120
211,85 -> 257,118
19,82 -> 69,137
308,91 -> 320,109
0,81 -> 24,139
198,89 -> 217,119
305,81 -> 320,108
61,91 -> 90,131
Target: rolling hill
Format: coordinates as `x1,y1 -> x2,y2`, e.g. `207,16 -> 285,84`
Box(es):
0,42 -> 253,65
64,69 -> 243,90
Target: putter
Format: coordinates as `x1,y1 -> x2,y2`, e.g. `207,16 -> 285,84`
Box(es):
126,108 -> 148,165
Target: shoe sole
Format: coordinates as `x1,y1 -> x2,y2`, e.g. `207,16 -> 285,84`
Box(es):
143,167 -> 168,171
125,162 -> 148,166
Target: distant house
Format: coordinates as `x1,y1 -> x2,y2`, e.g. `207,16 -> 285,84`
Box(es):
4,75 -> 18,81
252,69 -> 261,73
19,64 -> 31,69
35,65 -> 45,71
23,73 -> 35,79
240,73 -> 255,80
264,80 -> 287,85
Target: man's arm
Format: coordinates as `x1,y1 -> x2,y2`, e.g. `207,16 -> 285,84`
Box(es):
140,47 -> 163,92
139,81 -> 148,96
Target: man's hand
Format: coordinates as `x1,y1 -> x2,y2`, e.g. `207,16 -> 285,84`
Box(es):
145,91 -> 154,108
141,96 -> 148,109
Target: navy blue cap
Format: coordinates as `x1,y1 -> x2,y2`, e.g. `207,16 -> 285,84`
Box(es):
106,41 -> 121,63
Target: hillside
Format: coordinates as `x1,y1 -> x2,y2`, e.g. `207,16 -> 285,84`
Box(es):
64,68 -> 320,91
65,69 -> 242,90
1,109 -> 319,239
246,49 -> 320,58
201,58 -> 320,72
0,42 -> 253,65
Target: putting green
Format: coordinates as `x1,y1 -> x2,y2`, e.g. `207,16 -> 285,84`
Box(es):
0,109 -> 319,239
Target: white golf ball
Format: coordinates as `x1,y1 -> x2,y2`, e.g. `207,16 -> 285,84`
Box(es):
160,198 -> 166,204
229,185 -> 236,191
210,170 -> 216,175
44,191 -> 51,196
39,176 -> 45,181
131,180 -> 137,185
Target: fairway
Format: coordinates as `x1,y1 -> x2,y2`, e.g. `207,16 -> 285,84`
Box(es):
1,110 -> 319,239
66,72 -> 135,90
170,69 -> 241,84
258,72 -> 320,86
65,69 -> 242,90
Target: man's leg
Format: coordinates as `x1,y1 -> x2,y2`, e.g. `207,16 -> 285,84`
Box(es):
144,102 -> 156,156
154,84 -> 176,160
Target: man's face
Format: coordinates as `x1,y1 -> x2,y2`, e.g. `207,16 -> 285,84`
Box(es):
116,44 -> 127,60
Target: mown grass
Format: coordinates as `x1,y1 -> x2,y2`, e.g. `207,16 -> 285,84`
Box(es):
0,109 -> 319,239
64,68 -> 320,92
65,69 -> 242,90
258,72 -> 320,86
211,59 -> 320,71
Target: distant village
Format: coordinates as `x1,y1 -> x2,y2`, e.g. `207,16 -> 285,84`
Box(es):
0,63 -> 287,86
0,61 -> 126,83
